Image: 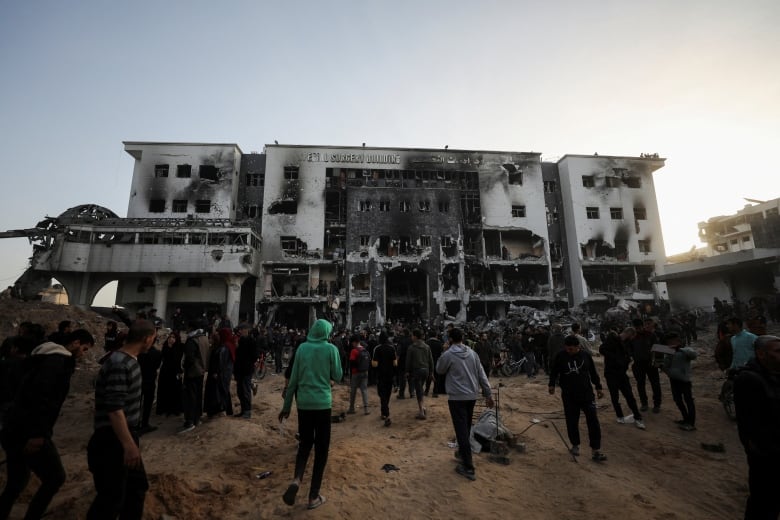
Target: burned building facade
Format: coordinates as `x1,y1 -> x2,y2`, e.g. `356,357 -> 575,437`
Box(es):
10,142 -> 669,327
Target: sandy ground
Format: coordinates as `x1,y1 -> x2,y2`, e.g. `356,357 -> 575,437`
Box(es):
0,301 -> 770,519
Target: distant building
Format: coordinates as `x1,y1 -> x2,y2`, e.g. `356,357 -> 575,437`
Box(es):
656,197 -> 780,310
10,142 -> 669,327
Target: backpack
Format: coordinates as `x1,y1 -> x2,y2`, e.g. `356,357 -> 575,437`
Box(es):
357,347 -> 371,372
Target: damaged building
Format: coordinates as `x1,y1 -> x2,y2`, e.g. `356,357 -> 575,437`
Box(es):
656,197 -> 780,310
3,142 -> 670,327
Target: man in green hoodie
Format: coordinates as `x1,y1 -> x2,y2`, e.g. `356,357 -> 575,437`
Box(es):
278,319 -> 342,511
406,329 -> 434,420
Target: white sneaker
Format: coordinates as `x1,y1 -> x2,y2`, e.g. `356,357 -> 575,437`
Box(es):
635,420 -> 646,430
616,414 -> 635,424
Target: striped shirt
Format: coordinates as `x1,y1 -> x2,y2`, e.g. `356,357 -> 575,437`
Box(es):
94,350 -> 143,430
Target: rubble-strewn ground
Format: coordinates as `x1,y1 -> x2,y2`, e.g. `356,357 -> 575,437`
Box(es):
1,300 -> 773,519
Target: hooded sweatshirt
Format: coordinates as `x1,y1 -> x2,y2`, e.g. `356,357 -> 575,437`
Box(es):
435,343 -> 492,401
282,319 -> 342,412
4,342 -> 75,440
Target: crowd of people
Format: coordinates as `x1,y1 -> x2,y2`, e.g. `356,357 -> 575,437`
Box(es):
0,299 -> 778,518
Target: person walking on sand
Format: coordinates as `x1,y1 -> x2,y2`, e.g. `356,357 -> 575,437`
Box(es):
436,327 -> 493,481
278,319 -> 342,511
86,320 -> 156,520
406,329 -> 434,420
599,327 -> 645,430
0,329 -> 94,520
549,335 -> 607,462
346,334 -> 370,415
372,331 -> 397,426
734,335 -> 780,519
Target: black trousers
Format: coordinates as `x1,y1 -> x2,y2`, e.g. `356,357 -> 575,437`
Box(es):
377,378 -> 393,418
669,378 -> 695,426
294,409 -> 331,501
605,373 -> 642,420
447,400 -> 476,471
562,396 -> 601,450
86,427 -> 148,520
632,362 -> 662,407
235,375 -> 253,416
745,454 -> 780,520
141,380 -> 156,427
182,376 -> 203,426
0,433 -> 66,520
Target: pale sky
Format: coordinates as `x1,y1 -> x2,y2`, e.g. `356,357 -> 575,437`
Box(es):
1,0 -> 779,305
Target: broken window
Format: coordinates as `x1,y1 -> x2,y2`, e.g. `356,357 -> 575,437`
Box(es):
379,200 -> 390,212
244,205 -> 260,218
615,240 -> 628,259
420,235 -> 431,247
546,207 -> 559,225
605,176 -> 621,188
177,164 -> 192,178
441,236 -> 453,247
508,171 -> 523,185
172,200 -> 187,213
161,233 -> 185,245
638,239 -> 651,253
189,234 -> 206,245
610,207 -> 623,220
155,164 -> 169,178
586,206 -> 600,219
200,165 -> 219,181
550,242 -> 562,262
359,235 -> 370,247
208,234 -> 227,246
149,199 -> 165,213
544,181 -> 557,193
284,166 -> 299,180
195,200 -> 211,213
378,236 -> 390,256
400,200 -> 411,212
511,205 -> 526,218
633,207 -> 647,220
246,173 -> 264,186
359,200 -> 372,212
625,177 -> 642,188
461,193 -> 481,223
742,235 -> 751,242
280,236 -> 299,254
438,200 -> 450,213
139,233 -> 159,244
399,236 -> 411,254
418,200 -> 431,212
582,176 -> 595,188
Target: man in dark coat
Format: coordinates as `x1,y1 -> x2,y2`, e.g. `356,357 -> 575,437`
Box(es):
734,335 -> 780,519
0,329 -> 94,519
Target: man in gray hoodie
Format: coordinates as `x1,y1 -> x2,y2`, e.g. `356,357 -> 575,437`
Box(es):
435,328 -> 493,481
0,328 -> 94,519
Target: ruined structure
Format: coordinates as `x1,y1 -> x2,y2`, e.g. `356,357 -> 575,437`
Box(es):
3,143 -> 670,327
657,197 -> 780,310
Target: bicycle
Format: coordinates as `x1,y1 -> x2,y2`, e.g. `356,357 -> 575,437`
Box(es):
719,369 -> 737,421
253,351 -> 272,382
498,354 -> 528,377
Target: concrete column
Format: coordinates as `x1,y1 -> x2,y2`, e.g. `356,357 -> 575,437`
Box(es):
495,269 -> 504,294
225,275 -> 247,326
152,275 -> 174,321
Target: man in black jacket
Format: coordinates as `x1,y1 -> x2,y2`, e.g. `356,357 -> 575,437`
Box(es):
599,327 -> 645,430
734,334 -> 780,519
548,335 -> 606,462
0,329 -> 94,519
234,323 -> 259,419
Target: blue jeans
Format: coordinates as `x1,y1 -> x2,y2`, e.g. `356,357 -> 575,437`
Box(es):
349,372 -> 368,410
